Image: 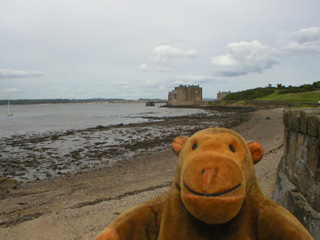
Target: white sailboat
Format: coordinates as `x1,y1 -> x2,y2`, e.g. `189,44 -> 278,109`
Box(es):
7,99 -> 14,116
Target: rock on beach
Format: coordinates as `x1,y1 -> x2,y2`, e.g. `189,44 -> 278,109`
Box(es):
0,177 -> 18,190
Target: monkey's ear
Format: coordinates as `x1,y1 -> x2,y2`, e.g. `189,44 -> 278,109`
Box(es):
172,136 -> 189,156
247,141 -> 264,164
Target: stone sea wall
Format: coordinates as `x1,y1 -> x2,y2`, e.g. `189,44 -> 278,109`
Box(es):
273,108 -> 320,238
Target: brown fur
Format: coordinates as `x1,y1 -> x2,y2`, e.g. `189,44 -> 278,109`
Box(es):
96,128 -> 313,240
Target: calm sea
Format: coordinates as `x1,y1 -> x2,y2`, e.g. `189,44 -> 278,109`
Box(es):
1,103 -> 246,182
0,103 -> 204,138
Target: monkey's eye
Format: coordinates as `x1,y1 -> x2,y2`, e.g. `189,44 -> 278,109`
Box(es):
229,144 -> 236,152
192,143 -> 198,150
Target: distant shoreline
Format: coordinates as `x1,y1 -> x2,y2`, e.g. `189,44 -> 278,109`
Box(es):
0,99 -> 167,106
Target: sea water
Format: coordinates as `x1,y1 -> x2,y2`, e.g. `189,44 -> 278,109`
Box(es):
0,103 -> 204,138
0,103 -> 243,182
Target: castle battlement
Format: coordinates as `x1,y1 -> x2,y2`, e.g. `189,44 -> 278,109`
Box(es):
168,85 -> 202,106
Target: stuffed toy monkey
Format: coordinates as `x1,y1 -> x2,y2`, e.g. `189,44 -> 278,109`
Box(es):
96,128 -> 313,240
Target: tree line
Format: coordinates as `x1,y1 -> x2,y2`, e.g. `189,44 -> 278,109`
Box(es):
224,81 -> 320,101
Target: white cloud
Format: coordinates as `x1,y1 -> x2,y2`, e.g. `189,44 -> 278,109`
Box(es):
277,27 -> 320,53
139,44 -> 199,72
138,64 -> 171,72
0,69 -> 43,78
3,87 -> 21,93
151,44 -> 199,64
210,41 -> 279,77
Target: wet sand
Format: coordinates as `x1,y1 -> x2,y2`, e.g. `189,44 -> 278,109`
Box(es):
0,108 -> 284,240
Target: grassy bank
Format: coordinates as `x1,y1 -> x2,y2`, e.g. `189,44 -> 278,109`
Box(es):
256,91 -> 320,102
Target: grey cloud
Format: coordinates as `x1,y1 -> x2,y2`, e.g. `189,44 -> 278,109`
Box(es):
58,87 -> 86,95
0,69 -> 44,78
172,38 -> 186,44
112,81 -> 133,91
140,81 -> 161,90
73,89 -> 86,95
176,75 -> 224,85
210,41 -> 279,77
114,80 -> 162,93
138,64 -> 171,72
210,27 -> 320,77
277,27 -> 320,53
1,1 -> 320,99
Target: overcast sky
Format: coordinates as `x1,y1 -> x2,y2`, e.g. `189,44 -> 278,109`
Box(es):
1,0 -> 320,100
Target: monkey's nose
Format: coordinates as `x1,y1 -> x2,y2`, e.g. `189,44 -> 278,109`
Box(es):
202,169 -> 218,192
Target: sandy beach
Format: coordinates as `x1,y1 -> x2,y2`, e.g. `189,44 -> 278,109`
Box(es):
0,108 -> 284,240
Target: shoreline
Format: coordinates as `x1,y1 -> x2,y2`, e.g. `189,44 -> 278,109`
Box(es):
0,108 -> 284,240
1,107 -> 251,182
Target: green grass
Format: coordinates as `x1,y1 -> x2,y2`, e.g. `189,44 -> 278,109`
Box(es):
256,91 -> 320,102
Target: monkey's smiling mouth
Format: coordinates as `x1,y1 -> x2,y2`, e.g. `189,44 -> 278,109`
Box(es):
183,182 -> 242,197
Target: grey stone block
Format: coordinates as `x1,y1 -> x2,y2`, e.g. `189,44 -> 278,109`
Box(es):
283,109 -> 289,127
296,146 -> 308,161
273,164 -> 320,239
287,111 -> 294,129
288,132 -> 297,154
308,144 -> 319,174
308,115 -> 319,137
293,159 -> 312,195
292,114 -> 301,131
300,111 -> 309,134
297,132 -> 305,146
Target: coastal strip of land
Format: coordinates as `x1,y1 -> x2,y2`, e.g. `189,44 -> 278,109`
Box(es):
0,108 -> 284,240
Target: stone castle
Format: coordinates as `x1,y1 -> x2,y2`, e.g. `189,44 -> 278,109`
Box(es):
217,90 -> 231,100
168,85 -> 202,106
